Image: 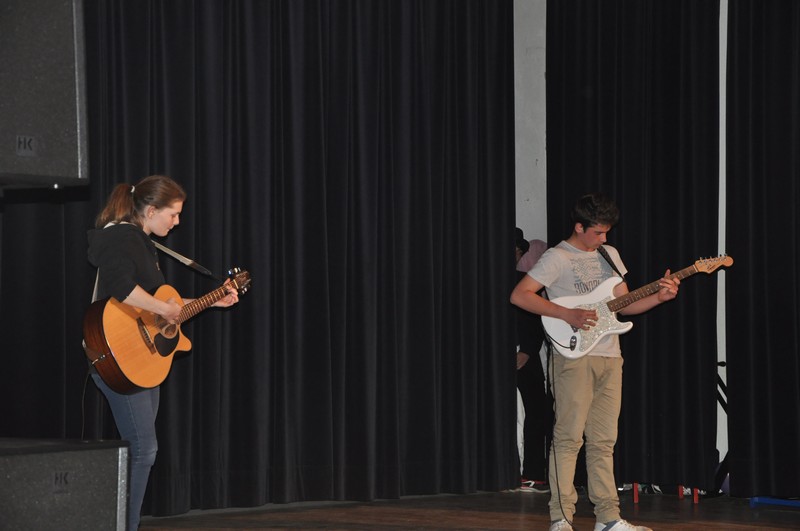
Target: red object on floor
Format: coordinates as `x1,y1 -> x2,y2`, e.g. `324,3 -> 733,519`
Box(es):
678,484 -> 699,504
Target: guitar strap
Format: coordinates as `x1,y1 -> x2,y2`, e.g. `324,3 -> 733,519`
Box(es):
597,245 -> 625,279
151,240 -> 219,280
100,221 -> 218,280
84,273 -> 99,363
91,271 -> 99,302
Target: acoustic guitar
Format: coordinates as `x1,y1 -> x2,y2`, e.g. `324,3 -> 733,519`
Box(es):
83,268 -> 251,393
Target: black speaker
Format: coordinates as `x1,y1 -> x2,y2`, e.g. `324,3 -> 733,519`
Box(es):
0,0 -> 89,189
0,438 -> 128,530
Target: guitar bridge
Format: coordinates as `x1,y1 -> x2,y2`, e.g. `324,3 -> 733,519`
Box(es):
136,317 -> 157,354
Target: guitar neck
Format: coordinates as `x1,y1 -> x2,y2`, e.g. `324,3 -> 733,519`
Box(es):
607,264 -> 697,313
178,285 -> 230,323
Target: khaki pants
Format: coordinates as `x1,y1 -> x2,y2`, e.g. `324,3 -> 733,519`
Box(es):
548,354 -> 623,524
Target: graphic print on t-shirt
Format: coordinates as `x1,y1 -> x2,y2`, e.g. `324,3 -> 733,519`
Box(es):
569,255 -> 607,295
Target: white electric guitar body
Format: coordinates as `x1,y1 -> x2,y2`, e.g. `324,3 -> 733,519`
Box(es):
542,255 -> 733,359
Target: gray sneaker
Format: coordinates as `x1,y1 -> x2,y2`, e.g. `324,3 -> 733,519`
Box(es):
593,519 -> 652,531
550,520 -> 574,531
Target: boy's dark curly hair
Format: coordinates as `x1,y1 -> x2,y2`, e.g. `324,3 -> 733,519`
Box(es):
571,193 -> 619,228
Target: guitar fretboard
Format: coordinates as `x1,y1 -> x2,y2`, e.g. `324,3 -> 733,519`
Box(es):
178,285 -> 232,323
606,265 -> 697,313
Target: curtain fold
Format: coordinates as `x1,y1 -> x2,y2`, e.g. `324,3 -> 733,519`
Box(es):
546,0 -> 721,491
726,0 -> 800,498
0,0 -> 518,517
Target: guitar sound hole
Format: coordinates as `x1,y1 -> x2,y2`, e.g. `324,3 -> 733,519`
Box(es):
161,323 -> 178,339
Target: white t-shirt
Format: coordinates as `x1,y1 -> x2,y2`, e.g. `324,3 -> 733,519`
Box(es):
528,241 -> 628,358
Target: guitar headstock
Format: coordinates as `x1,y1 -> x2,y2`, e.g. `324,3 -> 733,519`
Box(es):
695,255 -> 733,274
228,267 -> 252,294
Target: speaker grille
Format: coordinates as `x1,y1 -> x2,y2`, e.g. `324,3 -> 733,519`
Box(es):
0,438 -> 128,531
0,0 -> 88,188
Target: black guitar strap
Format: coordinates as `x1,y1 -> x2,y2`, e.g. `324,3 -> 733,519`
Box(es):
597,245 -> 625,279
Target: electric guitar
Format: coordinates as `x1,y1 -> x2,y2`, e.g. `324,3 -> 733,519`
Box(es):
83,268 -> 251,393
541,256 -> 733,358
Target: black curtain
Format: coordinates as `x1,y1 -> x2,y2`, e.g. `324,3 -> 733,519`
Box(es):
546,0 -> 721,490
0,0 -> 518,517
726,0 -> 800,498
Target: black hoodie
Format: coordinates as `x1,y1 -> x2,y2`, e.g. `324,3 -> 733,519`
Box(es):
87,223 -> 165,302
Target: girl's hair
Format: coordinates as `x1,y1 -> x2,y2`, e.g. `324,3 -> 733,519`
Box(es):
95,175 -> 187,228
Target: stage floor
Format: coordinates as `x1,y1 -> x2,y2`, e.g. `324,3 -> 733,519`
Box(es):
140,490 -> 800,530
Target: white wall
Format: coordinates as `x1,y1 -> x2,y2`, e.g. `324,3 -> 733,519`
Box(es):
513,0 -> 548,241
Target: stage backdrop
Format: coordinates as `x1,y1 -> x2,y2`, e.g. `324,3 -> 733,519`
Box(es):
546,0 -> 722,491
726,0 -> 800,499
547,0 -> 800,499
0,0 -> 518,517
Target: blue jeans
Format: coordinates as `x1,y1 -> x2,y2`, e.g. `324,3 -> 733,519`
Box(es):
92,374 -> 159,530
